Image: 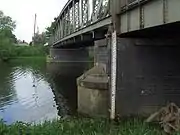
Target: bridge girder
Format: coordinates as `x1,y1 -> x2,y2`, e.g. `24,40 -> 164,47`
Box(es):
50,0 -> 111,46
50,0 -> 159,47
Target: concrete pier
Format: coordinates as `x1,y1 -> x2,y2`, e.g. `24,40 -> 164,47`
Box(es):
77,39 -> 110,117
77,65 -> 109,117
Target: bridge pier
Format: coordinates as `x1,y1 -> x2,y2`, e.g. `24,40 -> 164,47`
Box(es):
77,39 -> 110,117
115,37 -> 180,116
77,36 -> 180,117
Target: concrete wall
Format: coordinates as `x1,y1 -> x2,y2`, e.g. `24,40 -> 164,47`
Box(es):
78,86 -> 109,117
77,65 -> 109,117
50,48 -> 89,62
116,38 -> 180,116
94,39 -> 111,74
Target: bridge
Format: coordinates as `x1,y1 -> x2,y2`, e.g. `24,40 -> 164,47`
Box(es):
49,0 -> 180,119
50,0 -> 180,47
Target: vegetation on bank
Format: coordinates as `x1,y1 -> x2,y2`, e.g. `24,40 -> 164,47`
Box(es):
0,10 -> 49,61
0,45 -> 48,61
0,118 -> 174,135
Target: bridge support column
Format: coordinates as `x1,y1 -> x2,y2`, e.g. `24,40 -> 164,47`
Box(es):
77,39 -> 110,117
115,38 -> 180,116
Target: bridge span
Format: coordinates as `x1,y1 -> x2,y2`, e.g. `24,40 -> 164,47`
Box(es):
49,0 -> 180,119
50,0 -> 180,47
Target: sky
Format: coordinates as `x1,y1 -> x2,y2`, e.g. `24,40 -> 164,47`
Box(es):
0,0 -> 67,43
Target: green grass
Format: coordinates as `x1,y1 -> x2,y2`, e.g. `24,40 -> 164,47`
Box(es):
0,118 -> 175,135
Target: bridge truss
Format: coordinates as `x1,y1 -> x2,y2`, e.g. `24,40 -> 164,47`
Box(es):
50,0 -> 110,46
50,0 -> 149,47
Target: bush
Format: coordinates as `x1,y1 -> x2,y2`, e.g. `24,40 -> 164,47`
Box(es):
11,46 -> 47,57
0,37 -> 13,61
0,43 -> 47,61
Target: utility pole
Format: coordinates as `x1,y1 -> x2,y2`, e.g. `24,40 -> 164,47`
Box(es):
33,13 -> 37,45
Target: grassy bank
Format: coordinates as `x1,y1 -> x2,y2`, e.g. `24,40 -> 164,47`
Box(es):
9,56 -> 46,61
0,118 -> 170,135
11,45 -> 48,57
0,45 -> 48,61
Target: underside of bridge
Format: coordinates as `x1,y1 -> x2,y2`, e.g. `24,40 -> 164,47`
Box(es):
121,21 -> 180,38
49,0 -> 180,117
116,23 -> 180,116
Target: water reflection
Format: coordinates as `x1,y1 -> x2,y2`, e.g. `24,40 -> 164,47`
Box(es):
0,61 -> 59,124
46,62 -> 90,115
0,60 -> 90,124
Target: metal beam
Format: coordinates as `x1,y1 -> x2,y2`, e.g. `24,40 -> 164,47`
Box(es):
53,16 -> 112,46
120,0 -> 180,34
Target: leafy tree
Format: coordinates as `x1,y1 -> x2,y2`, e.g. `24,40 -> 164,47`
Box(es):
0,28 -> 17,43
0,10 -> 17,60
0,10 -> 17,43
0,11 -> 16,31
45,18 -> 56,41
32,32 -> 47,45
33,17 -> 57,45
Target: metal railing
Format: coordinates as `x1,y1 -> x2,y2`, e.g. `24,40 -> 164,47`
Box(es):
50,0 -> 110,45
50,0 -> 149,46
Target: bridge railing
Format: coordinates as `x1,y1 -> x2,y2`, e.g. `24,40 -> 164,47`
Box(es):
49,0 -> 149,46
50,0 -> 110,46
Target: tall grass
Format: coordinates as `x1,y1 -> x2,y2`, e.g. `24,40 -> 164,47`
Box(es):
0,118 -> 172,135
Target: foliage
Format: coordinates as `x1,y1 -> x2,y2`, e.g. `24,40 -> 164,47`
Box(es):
0,10 -> 17,43
11,45 -> 47,57
32,32 -> 47,45
0,10 -> 47,61
0,35 -> 13,61
0,11 -> 16,31
0,43 -> 47,61
45,18 -> 56,41
0,118 -> 170,135
0,10 -> 17,60
0,28 -> 17,43
32,17 -> 57,45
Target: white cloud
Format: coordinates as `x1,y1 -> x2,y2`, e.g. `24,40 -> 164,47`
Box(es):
0,0 -> 67,42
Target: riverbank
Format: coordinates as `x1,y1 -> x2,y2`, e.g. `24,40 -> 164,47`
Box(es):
0,46 -> 48,62
0,118 -> 166,135
0,57 -> 46,65
8,56 -> 46,61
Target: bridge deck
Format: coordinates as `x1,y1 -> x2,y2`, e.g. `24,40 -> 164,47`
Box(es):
51,0 -> 180,47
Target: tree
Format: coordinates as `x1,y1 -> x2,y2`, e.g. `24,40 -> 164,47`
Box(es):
0,10 -> 17,43
32,32 -> 47,45
0,28 -> 17,43
0,10 -> 17,61
45,18 -> 56,41
0,11 -> 16,31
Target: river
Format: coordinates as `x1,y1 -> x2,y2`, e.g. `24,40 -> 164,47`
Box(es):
0,59 -> 90,124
